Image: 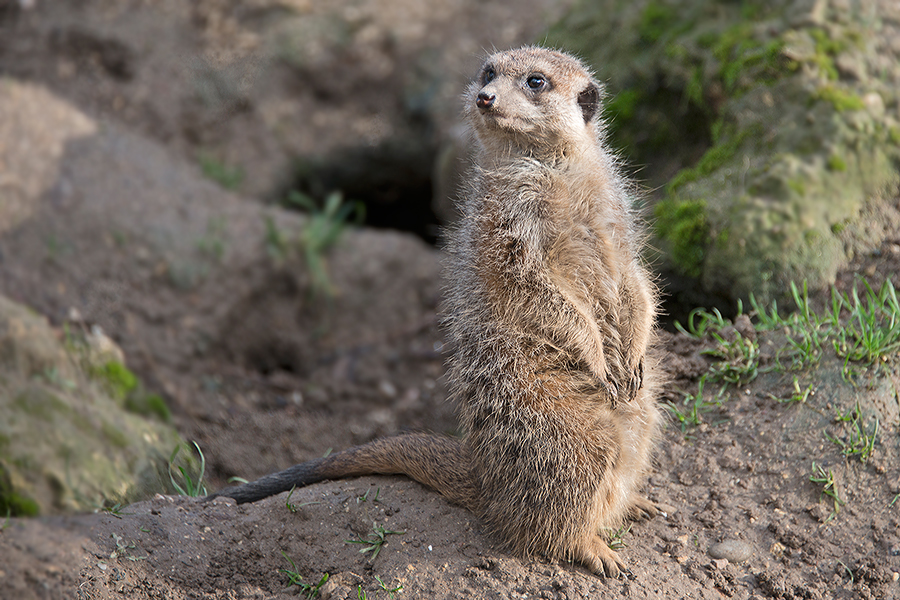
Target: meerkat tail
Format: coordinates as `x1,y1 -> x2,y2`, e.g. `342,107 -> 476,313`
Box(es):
206,433 -> 477,510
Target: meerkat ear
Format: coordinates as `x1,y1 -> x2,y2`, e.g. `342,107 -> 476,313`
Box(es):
577,83 -> 601,123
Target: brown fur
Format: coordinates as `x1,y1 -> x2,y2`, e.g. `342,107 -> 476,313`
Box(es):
207,46 -> 661,578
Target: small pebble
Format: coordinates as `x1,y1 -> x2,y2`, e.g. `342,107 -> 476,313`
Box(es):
708,540 -> 753,563
711,558 -> 729,570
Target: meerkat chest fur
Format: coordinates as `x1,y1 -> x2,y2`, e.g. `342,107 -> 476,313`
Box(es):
444,46 -> 661,576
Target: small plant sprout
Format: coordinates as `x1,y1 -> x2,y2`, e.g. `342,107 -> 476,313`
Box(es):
264,216 -> 290,263
767,377 -> 813,405
40,366 -> 77,390
110,533 -> 146,561
825,402 -> 878,463
286,486 -> 298,513
749,291 -> 787,331
197,216 -> 228,261
100,502 -> 130,518
810,462 -> 844,522
287,190 -> 364,297
832,279 -> 900,368
357,487 -> 381,504
346,523 -> 406,561
284,486 -> 321,513
664,373 -> 726,432
198,151 -> 244,190
606,523 -> 632,551
704,331 -> 761,385
375,575 -> 404,598
674,306 -> 729,338
837,560 -> 855,584
168,441 -> 207,497
279,552 -> 329,599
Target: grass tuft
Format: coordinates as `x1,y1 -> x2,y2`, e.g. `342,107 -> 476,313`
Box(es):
345,523 -> 405,562
664,373 -> 726,432
279,551 -> 330,599
810,462 -> 843,523
168,441 -> 207,497
825,402 -> 878,464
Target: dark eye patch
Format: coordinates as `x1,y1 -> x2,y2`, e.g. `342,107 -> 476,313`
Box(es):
482,66 -> 496,85
577,83 -> 600,122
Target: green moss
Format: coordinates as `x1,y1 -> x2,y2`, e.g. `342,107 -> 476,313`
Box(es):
808,28 -> 846,81
888,126 -> 900,145
696,30 -> 718,49
605,88 -> 643,123
1,492 -> 40,517
715,227 -> 730,248
654,198 -> 710,277
787,178 -> 806,196
685,66 -> 704,108
827,154 -> 848,172
714,23 -> 790,93
667,126 -> 751,193
813,85 -> 865,112
125,393 -> 171,422
92,361 -> 138,401
0,466 -> 40,517
638,2 -> 679,44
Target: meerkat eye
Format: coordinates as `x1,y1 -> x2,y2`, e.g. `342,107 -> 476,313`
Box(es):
482,67 -> 496,85
526,74 -> 546,90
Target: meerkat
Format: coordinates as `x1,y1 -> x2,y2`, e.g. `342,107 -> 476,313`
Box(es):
206,46 -> 661,578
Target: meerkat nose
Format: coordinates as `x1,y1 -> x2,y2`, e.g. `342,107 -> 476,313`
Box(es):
476,91 -> 496,110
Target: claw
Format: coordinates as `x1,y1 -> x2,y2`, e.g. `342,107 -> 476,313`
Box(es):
625,495 -> 661,521
605,379 -> 619,409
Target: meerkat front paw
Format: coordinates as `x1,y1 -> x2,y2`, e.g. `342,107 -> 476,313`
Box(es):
585,350 -> 622,407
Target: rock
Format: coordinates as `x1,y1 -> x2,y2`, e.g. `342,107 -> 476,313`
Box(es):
546,0 -> 900,304
0,294 -> 188,515
708,539 -> 753,563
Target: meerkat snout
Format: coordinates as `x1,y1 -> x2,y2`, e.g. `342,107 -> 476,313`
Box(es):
476,91 -> 495,110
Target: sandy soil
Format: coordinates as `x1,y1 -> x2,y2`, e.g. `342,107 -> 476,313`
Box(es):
1,1 -> 899,599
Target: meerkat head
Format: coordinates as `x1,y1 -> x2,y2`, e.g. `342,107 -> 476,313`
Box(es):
465,46 -> 604,158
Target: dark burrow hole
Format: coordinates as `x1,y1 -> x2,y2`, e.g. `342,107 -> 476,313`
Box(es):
285,137 -> 442,246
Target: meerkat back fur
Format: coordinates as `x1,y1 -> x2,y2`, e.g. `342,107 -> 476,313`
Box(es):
207,46 -> 661,578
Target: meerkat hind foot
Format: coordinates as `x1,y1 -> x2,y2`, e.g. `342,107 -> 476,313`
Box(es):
576,538 -> 628,578
625,495 -> 661,521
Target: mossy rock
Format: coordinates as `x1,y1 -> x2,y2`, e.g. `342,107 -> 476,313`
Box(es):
0,295 -> 190,515
547,0 -> 900,303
